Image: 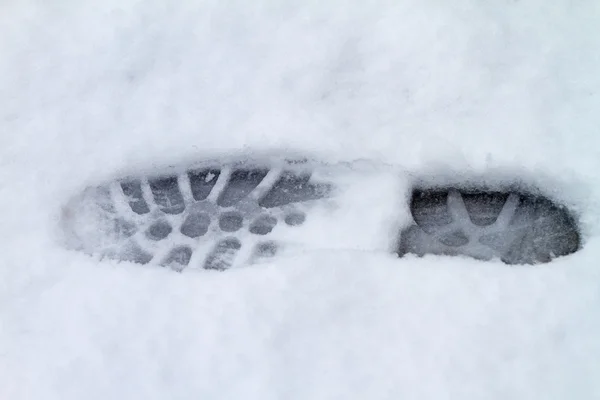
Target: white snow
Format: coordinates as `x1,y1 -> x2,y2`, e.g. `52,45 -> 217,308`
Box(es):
2,0 -> 600,399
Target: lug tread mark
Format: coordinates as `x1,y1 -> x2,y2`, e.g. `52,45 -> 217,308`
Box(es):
284,211 -> 306,227
120,180 -> 150,215
180,213 -> 211,238
462,191 -> 509,226
410,190 -> 452,233
148,176 -> 186,215
146,220 -> 172,241
162,246 -> 193,271
219,212 -> 244,232
188,169 -> 221,201
203,238 -> 242,271
249,215 -> 277,235
259,171 -> 331,208
217,169 -> 269,207
118,243 -> 153,265
256,241 -> 278,258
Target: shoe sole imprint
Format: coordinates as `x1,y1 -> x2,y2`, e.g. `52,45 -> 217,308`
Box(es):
62,159 -> 334,271
62,158 -> 581,271
398,188 -> 580,265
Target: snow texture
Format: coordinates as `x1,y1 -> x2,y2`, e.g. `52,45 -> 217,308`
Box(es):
1,1 -> 600,399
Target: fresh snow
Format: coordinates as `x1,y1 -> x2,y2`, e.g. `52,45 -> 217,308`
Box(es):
1,1 -> 600,399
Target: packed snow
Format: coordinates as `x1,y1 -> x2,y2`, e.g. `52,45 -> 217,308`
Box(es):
1,1 -> 600,399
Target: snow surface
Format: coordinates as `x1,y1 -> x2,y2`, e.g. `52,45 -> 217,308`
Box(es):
2,0 -> 600,399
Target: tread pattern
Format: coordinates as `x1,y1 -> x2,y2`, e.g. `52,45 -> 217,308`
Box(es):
398,188 -> 580,264
63,160 -> 582,270
65,162 -> 332,271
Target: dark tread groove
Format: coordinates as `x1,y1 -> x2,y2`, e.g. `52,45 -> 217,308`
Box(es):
219,212 -> 244,232
188,169 -> 220,201
259,171 -> 331,208
249,215 -> 277,235
255,241 -> 278,258
148,176 -> 186,215
217,169 -> 269,207
180,213 -> 211,238
203,238 -> 242,271
146,220 -> 172,241
120,180 -> 150,215
411,190 -> 452,233
462,191 -> 509,226
284,211 -> 306,226
119,244 -> 153,265
162,246 -> 193,271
